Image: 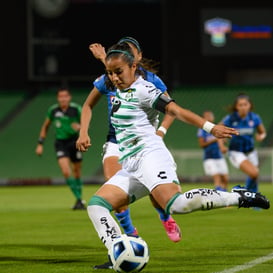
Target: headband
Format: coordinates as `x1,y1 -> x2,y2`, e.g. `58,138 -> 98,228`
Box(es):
106,49 -> 134,59
118,37 -> 141,52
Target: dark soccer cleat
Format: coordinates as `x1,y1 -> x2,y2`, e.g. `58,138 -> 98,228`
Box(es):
232,185 -> 270,209
72,199 -> 86,210
93,261 -> 113,270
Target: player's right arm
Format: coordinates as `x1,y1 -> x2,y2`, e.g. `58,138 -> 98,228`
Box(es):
35,118 -> 51,156
76,87 -> 102,152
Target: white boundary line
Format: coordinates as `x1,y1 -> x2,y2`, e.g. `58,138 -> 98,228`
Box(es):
215,252 -> 273,273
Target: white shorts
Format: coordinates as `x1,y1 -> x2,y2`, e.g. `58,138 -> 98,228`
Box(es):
228,150 -> 258,169
105,169 -> 150,203
102,141 -> 121,163
105,145 -> 180,203
203,158 -> 228,176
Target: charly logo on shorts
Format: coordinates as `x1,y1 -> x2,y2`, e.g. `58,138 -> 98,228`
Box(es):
157,171 -> 167,179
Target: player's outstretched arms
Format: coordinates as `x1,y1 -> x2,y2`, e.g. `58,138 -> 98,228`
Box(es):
210,124 -> 239,139
165,101 -> 239,139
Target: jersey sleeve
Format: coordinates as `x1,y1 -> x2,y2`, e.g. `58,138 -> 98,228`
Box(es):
93,74 -> 108,94
221,114 -> 231,126
137,81 -> 162,109
145,71 -> 167,93
197,128 -> 204,137
46,104 -> 56,121
253,112 -> 263,127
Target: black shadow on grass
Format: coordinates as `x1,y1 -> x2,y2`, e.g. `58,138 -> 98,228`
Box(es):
0,243 -> 103,264
0,243 -> 94,252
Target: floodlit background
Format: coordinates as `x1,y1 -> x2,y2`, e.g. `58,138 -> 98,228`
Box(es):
1,0 -> 273,185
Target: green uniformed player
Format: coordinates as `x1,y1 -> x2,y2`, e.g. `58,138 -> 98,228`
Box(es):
36,88 -> 85,210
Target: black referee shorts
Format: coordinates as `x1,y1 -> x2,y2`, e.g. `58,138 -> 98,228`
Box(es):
54,137 -> 82,163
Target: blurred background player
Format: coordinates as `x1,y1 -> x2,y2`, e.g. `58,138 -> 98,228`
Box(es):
35,88 -> 85,210
219,93 -> 267,193
197,110 -> 229,191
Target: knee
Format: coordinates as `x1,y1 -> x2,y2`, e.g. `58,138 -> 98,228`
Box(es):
88,195 -> 113,211
62,169 -> 71,178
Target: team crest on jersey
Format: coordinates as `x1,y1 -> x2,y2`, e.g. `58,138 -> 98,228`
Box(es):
125,89 -> 134,101
55,111 -> 64,118
248,120 -> 254,127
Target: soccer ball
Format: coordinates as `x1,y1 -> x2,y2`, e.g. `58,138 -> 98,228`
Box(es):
108,234 -> 150,272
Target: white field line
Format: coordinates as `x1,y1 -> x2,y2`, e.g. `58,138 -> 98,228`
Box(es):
214,251 -> 273,273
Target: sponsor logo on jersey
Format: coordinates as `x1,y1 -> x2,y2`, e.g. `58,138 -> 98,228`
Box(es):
55,111 -> 64,117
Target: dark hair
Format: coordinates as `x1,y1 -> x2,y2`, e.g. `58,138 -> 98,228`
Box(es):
117,36 -> 159,74
105,43 -> 143,90
229,92 -> 253,112
56,87 -> 71,95
106,43 -> 135,65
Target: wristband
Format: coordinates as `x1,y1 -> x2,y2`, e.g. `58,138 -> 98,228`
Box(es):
202,121 -> 215,134
38,137 -> 45,144
158,126 -> 167,135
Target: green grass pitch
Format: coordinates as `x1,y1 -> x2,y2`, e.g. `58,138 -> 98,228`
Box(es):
1,183 -> 273,273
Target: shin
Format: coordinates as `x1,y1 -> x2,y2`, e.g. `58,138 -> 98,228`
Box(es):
87,196 -> 122,250
167,188 -> 239,214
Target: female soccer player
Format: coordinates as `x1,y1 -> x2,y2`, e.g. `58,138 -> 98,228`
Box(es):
79,37 -> 179,269
36,88 -> 85,210
197,110 -> 229,191
76,43 -> 270,260
219,93 -> 267,193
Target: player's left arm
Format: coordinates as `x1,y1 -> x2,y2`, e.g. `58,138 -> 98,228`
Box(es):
157,96 -> 238,138
255,123 -> 266,142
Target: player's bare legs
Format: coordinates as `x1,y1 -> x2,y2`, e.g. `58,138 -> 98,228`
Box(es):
240,160 -> 259,192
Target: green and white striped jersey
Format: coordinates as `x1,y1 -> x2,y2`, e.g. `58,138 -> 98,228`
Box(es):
111,76 -> 163,162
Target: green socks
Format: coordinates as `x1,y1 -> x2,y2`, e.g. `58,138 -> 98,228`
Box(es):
66,177 -> 83,200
